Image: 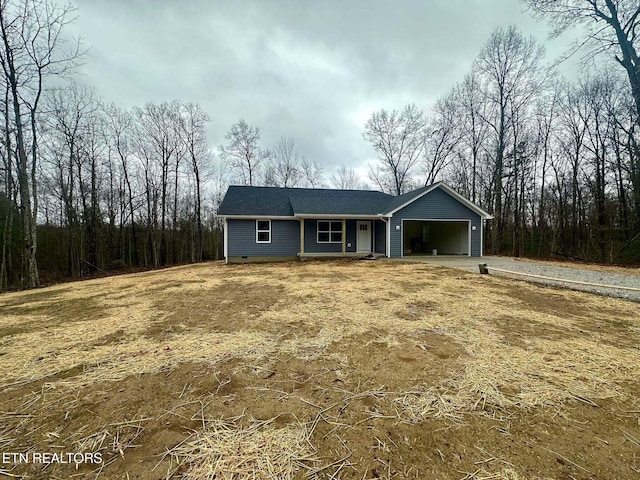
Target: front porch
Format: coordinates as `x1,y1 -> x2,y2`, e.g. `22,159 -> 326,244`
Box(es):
298,218 -> 387,258
298,252 -> 384,260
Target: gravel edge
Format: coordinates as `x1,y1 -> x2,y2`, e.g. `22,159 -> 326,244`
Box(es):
482,259 -> 640,303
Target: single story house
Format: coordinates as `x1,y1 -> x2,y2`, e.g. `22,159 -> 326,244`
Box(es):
217,182 -> 493,263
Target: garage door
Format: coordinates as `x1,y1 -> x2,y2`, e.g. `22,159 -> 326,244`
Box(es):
402,220 -> 470,256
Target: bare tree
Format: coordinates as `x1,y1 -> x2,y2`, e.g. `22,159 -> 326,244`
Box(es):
474,25 -> 546,253
363,103 -> 426,195
579,73 -> 618,262
177,102 -> 211,262
610,86 -> 640,235
2,93 -> 222,287
300,157 -> 324,188
79,107 -> 107,273
0,83 -> 15,289
524,0 -> 640,122
210,157 -> 229,259
422,92 -> 462,185
0,0 -> 83,287
104,103 -> 139,267
44,82 -> 98,276
330,166 -> 366,189
506,95 -> 537,258
531,81 -> 561,255
219,119 -> 267,186
455,72 -> 490,203
133,102 -> 182,266
557,78 -> 591,256
265,137 -> 302,187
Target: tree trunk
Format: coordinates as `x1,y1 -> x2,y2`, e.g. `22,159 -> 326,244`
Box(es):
194,165 -> 203,262
4,58 -> 38,287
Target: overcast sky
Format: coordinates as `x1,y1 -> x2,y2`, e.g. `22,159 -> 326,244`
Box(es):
67,0 -> 581,183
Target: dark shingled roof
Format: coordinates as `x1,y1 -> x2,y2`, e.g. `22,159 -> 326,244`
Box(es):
217,186 -> 295,216
216,181 -> 497,220
288,189 -> 392,215
217,186 -> 393,216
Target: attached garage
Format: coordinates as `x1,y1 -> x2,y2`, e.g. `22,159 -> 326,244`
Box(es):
387,183 -> 492,258
402,220 -> 470,256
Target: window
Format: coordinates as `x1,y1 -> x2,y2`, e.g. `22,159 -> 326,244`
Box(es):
317,220 -> 342,243
256,220 -> 271,243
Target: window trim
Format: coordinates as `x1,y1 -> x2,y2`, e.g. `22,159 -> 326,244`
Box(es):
256,219 -> 272,244
317,220 -> 343,244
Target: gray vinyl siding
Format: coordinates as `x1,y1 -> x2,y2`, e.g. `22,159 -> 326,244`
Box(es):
374,220 -> 386,254
390,187 -> 482,257
227,219 -> 300,256
345,220 -> 357,253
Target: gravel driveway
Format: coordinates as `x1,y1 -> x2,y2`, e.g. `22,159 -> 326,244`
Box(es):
394,255 -> 640,302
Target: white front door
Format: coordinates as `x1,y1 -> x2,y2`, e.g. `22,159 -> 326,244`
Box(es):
356,221 -> 371,253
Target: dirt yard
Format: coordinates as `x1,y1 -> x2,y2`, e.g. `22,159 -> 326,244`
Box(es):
0,260 -> 639,479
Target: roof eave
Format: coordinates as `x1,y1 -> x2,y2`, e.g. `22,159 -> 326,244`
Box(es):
295,213 -> 384,219
216,214 -> 297,220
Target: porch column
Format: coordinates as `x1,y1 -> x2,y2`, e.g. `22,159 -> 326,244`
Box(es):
300,219 -> 305,255
372,220 -> 375,253
342,218 -> 346,255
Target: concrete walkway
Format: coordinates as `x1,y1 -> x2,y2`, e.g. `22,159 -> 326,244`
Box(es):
390,255 -> 640,302
393,255 -> 493,271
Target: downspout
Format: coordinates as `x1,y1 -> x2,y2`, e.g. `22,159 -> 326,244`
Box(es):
223,217 -> 228,264
378,214 -> 390,258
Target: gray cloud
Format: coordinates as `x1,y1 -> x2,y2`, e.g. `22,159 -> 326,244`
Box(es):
68,0 -> 579,178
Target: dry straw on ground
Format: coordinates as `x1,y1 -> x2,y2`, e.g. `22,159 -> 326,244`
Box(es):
0,327 -> 280,389
2,260 -> 639,419
393,384 -> 472,423
392,318 -> 640,420
1,260 -> 639,479
0,426 -> 12,450
162,417 -> 317,479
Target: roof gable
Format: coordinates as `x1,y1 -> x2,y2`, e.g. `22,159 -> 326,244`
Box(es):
384,182 -> 493,219
383,185 -> 432,213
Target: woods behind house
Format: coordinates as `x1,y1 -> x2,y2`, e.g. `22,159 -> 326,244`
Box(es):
1,0 -> 639,290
